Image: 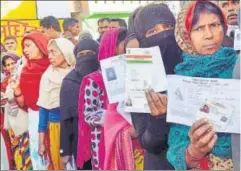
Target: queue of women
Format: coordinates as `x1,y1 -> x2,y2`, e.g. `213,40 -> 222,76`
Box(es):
1,1 -> 240,170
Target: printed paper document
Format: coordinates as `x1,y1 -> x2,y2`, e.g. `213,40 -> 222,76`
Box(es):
166,75 -> 240,134
125,46 -> 167,113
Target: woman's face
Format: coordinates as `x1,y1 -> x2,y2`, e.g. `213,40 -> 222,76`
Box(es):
23,39 -> 42,60
190,12 -> 224,55
69,23 -> 81,37
48,42 -> 68,68
145,23 -> 174,38
3,57 -> 17,74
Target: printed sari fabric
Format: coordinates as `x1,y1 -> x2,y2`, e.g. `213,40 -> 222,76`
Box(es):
133,140 -> 144,170
113,127 -> 144,170
8,130 -> 32,170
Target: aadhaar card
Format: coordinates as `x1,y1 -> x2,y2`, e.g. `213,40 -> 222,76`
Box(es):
196,99 -> 235,131
125,46 -> 167,113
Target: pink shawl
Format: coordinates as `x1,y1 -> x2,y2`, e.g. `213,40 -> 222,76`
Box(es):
97,28 -> 119,61
104,103 -> 136,170
100,28 -> 143,170
76,28 -> 119,169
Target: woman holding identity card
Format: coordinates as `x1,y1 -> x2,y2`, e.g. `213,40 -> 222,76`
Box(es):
167,1 -> 238,170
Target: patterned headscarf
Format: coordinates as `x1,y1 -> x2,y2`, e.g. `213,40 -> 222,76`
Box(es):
1,52 -> 19,64
175,1 -> 228,54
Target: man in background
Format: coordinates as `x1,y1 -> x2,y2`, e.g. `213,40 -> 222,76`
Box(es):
108,18 -> 127,29
63,18 -> 81,44
40,16 -> 62,39
97,18 -> 110,42
219,0 -> 240,38
3,36 -> 17,52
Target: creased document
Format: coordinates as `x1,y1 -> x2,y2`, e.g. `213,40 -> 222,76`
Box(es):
125,46 -> 167,113
100,55 -> 132,125
166,75 -> 240,134
100,55 -> 126,104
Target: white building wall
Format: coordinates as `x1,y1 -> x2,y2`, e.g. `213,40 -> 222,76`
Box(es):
82,1 -> 181,39
88,1 -> 152,13
36,1 -> 72,19
87,1 -> 181,18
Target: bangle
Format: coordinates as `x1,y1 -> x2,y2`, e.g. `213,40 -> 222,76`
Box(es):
186,147 -> 204,161
14,93 -> 22,98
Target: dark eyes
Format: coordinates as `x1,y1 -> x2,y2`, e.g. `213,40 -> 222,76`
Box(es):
163,25 -> 173,29
48,50 -> 57,54
222,3 -> 228,8
6,62 -> 16,67
193,23 -> 221,32
233,1 -> 239,5
6,42 -> 15,45
193,27 -> 202,32
147,29 -> 157,35
222,1 -> 239,8
211,23 -> 220,28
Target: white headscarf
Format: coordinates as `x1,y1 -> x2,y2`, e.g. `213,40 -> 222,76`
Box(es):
37,38 -> 76,109
49,38 -> 76,66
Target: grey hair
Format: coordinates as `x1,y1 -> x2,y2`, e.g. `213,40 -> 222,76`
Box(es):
78,30 -> 93,40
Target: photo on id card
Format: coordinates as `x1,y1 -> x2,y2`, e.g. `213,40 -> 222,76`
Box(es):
105,67 -> 117,82
196,99 -> 234,131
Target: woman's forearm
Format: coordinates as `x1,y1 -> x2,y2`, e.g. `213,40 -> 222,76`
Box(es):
185,145 -> 204,169
14,87 -> 25,107
39,132 -> 45,145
